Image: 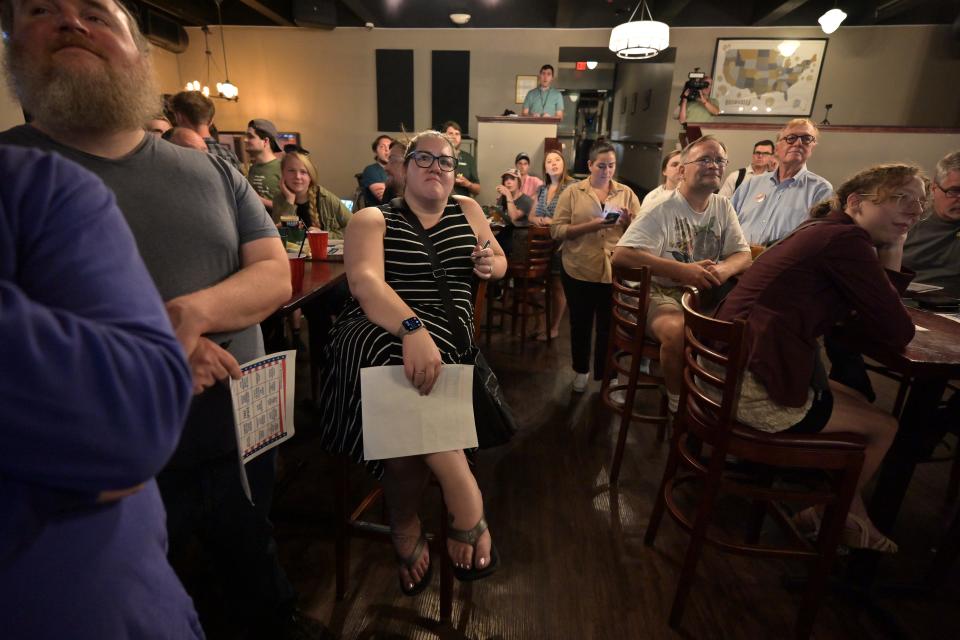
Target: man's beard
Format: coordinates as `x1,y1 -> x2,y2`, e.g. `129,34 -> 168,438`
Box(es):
4,39 -> 160,135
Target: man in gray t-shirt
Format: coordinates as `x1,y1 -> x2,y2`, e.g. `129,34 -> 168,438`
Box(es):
0,2 -> 323,637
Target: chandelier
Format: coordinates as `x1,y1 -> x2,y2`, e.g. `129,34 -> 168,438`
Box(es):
608,1 -> 669,60
183,1 -> 238,101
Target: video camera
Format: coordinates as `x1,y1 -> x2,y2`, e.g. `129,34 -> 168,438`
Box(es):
681,67 -> 710,103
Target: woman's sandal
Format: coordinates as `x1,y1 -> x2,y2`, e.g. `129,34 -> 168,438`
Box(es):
841,513 -> 898,553
393,533 -> 433,596
448,515 -> 500,582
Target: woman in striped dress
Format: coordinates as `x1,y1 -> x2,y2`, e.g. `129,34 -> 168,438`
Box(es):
317,130 -> 507,594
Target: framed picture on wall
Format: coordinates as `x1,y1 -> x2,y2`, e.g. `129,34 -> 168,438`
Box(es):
710,38 -> 828,116
515,75 -> 537,104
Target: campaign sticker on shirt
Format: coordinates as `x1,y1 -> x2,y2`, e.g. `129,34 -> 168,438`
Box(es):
754,193 -> 766,203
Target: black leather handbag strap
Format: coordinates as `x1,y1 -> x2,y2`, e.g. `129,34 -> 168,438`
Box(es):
391,197 -> 472,352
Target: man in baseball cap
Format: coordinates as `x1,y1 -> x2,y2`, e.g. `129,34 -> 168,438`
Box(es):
515,151 -> 543,198
245,119 -> 282,211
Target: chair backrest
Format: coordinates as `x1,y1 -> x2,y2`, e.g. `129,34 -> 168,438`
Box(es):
352,173 -> 368,211
610,264 -> 651,346
521,225 -> 555,270
679,289 -> 750,446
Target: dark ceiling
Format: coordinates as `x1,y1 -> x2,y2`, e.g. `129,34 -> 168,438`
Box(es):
132,0 -> 960,29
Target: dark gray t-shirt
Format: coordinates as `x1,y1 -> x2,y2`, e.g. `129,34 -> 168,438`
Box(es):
0,125 -> 279,364
903,211 -> 960,292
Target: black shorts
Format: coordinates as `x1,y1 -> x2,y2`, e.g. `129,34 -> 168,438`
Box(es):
784,388 -> 834,434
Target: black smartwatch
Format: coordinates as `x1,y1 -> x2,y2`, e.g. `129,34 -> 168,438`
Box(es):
398,316 -> 423,337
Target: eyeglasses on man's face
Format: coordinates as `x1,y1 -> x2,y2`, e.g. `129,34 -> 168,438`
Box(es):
752,150 -> 774,156
283,144 -> 310,155
407,150 -> 457,172
684,156 -> 729,168
935,183 -> 960,199
780,134 -> 816,146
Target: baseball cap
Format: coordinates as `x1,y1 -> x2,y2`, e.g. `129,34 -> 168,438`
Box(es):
248,118 -> 280,151
515,152 -> 531,164
501,168 -> 521,180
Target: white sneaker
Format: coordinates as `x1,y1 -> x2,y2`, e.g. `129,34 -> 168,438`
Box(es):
609,389 -> 626,405
572,373 -> 589,393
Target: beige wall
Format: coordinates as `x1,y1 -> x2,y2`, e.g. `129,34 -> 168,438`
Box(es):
0,24 -> 956,197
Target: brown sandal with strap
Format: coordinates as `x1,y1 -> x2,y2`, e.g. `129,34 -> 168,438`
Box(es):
448,514 -> 500,582
393,533 -> 433,596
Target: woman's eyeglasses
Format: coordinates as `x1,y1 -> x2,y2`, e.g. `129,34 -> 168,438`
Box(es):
859,192 -> 928,210
283,144 -> 310,155
406,150 -> 457,172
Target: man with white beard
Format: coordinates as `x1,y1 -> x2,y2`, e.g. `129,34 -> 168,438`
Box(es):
0,2 -> 327,638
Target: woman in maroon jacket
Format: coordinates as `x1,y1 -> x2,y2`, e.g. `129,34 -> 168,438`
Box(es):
715,163 -> 928,552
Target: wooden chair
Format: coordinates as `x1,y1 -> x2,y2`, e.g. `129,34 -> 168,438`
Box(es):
596,265 -> 669,485
485,225 -> 555,350
645,289 -> 867,640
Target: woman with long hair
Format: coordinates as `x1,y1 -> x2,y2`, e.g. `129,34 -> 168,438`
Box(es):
715,163 -> 927,552
272,148 -> 351,238
530,150 -> 576,340
550,142 -> 639,392
316,130 -> 508,594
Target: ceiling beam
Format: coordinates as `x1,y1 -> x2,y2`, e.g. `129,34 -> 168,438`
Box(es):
237,0 -> 294,26
653,0 -> 695,24
136,0 -> 217,26
752,0 -> 812,26
339,0 -> 375,25
875,0 -> 929,21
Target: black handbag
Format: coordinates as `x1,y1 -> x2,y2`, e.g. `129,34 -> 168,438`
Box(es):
393,198 -> 517,449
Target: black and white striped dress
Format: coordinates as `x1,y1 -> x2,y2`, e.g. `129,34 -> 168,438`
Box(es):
316,200 -> 478,478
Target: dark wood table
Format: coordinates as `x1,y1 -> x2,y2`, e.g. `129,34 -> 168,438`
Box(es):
836,306 -> 960,588
276,259 -> 347,316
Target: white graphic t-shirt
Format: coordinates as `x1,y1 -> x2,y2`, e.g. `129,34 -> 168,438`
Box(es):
618,189 -> 750,287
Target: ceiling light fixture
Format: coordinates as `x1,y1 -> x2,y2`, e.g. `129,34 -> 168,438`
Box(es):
777,40 -> 800,57
183,3 -> 238,102
608,0 -> 669,60
586,60 -> 599,70
449,13 -> 471,26
818,8 -> 847,34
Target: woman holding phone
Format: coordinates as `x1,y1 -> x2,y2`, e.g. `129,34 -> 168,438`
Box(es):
550,143 -> 640,392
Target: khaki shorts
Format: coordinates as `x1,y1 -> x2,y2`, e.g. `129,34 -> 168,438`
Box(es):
645,283 -> 684,334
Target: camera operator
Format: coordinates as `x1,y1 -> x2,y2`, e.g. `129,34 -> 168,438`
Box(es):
677,71 -> 720,125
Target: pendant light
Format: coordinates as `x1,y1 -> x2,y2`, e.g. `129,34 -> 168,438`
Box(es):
608,0 -> 669,60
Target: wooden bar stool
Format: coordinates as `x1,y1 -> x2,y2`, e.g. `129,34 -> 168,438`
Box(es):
597,265 -> 669,486
485,225 -> 555,350
645,289 -> 867,640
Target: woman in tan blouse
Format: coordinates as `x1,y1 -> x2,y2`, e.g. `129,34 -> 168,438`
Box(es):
550,143 -> 639,392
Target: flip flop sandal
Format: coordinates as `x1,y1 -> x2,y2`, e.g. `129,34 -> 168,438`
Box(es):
841,513 -> 898,554
394,534 -> 433,596
449,515 -> 500,582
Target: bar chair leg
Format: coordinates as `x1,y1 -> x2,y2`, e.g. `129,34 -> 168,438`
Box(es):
668,461 -> 725,629
519,278 -> 529,350
485,282 -> 495,347
545,276 -> 553,345
609,353 -> 642,486
644,424 -> 685,546
335,457 -> 350,600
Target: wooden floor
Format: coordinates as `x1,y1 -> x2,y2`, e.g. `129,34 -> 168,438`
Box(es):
269,320 -> 960,640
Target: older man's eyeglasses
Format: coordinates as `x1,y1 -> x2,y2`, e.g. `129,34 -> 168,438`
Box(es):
406,151 -> 457,172
780,134 -> 816,145
935,183 -> 960,199
684,156 -> 729,168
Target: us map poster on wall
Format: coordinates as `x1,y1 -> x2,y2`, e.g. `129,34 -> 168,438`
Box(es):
230,350 -> 297,502
710,38 -> 828,117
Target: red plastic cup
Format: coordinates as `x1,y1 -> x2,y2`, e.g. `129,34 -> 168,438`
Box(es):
307,230 -> 329,260
289,256 -> 306,291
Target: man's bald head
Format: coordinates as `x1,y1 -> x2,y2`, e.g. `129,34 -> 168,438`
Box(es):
168,127 -> 207,152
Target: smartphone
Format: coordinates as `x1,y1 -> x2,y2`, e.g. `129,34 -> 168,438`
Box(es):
603,211 -> 621,224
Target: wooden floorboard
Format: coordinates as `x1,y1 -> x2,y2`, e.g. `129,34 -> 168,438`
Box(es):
267,320 -> 960,639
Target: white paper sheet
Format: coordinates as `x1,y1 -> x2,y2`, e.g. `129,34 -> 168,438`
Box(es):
907,282 -> 944,293
936,312 -> 960,325
230,350 -> 297,501
360,365 -> 477,460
